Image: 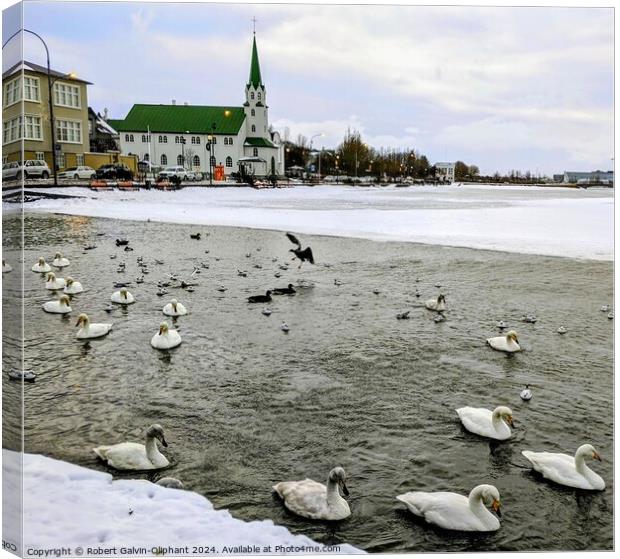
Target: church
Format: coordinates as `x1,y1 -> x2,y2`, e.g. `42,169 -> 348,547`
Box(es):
108,33 -> 284,179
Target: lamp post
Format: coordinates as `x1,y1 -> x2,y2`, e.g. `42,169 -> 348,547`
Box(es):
2,28 -> 64,186
180,135 -> 186,169
309,133 -> 323,179
206,121 -> 217,186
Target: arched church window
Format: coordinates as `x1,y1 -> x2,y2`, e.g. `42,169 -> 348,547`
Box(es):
251,109 -> 255,116
251,125 -> 256,132
253,147 -> 258,157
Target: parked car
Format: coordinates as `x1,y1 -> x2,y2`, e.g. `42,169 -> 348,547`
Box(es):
158,166 -> 189,181
186,170 -> 203,181
95,164 -> 133,180
2,159 -> 51,180
58,166 -> 96,180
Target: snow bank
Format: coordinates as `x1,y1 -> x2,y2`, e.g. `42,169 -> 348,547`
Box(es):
18,184 -> 613,260
3,450 -> 362,555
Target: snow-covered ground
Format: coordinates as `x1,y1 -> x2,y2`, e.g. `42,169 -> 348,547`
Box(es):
2,450 -> 361,556
16,183 -> 614,260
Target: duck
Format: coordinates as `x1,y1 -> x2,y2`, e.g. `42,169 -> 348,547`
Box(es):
273,284 -> 296,295
520,385 -> 532,401
151,322 -> 182,350
32,257 -> 51,273
281,322 -> 290,332
396,484 -> 502,532
425,294 -> 446,312
414,289 -> 421,298
372,288 -> 380,295
456,406 -> 514,440
217,285 -> 227,292
396,311 -> 410,320
521,315 -> 537,323
63,277 -> 84,294
2,260 -> 12,273
522,444 -> 605,490
45,272 -> 66,290
248,290 -> 272,303
155,477 -> 184,489
273,467 -> 350,520
487,330 -> 521,353
111,288 -> 135,305
334,279 -> 342,286
43,295 -> 72,314
75,313 -> 112,339
93,424 -> 169,471
52,252 -> 70,268
163,299 -> 187,317
557,326 -> 567,334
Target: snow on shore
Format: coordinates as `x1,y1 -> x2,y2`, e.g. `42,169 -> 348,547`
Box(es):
19,184 -> 613,260
2,450 -> 361,555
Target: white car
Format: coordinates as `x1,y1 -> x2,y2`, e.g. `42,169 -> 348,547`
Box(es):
158,166 -> 189,181
2,159 -> 51,180
58,166 -> 96,180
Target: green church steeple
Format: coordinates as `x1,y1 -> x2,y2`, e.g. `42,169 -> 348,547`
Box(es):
248,34 -> 263,88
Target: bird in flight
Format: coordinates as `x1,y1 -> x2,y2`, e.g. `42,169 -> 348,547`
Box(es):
286,233 -> 314,269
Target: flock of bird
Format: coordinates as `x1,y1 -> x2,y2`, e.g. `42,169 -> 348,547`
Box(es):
5,228 -> 610,534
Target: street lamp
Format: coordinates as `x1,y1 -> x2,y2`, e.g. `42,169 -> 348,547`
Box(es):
180,132 -> 188,169
2,28 -> 64,186
206,122 -> 216,186
309,133 -> 323,179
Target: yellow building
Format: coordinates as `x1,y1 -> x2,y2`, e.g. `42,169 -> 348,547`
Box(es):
2,60 -> 90,170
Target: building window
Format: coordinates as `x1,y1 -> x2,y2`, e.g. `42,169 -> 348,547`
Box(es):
228,137 -> 233,145
192,155 -> 200,167
257,92 -> 262,100
191,136 -> 200,145
35,151 -> 44,161
250,92 -> 255,100
177,155 -> 184,166
212,137 -> 217,144
175,136 -> 180,143
4,77 -> 21,107
142,134 -> 148,143
24,115 -> 42,140
224,137 -> 228,146
226,156 -> 233,167
76,154 -> 84,166
159,135 -> 167,143
253,147 -> 258,157
24,77 -> 40,102
251,125 -> 256,132
53,82 -> 81,108
2,155 -> 7,164
3,116 -> 21,144
144,153 -> 149,161
251,109 -> 255,116
161,154 -> 167,165
56,120 -> 82,143
56,153 -> 65,169
210,156 -> 216,167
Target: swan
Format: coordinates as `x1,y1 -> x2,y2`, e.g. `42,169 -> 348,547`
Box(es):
45,272 -> 66,290
32,257 -> 51,273
111,288 -> 135,305
487,330 -> 521,353
273,467 -> 350,520
396,484 -> 502,532
43,295 -> 72,314
522,444 -> 605,490
163,299 -> 187,317
425,294 -> 446,312
456,406 -> 514,440
520,385 -> 532,401
75,313 -> 112,339
52,252 -> 70,267
151,322 -> 182,350
93,424 -> 169,471
63,277 -> 84,294
2,260 -> 12,273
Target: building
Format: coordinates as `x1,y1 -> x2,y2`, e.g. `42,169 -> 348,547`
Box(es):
108,34 -> 284,179
88,107 -> 119,153
562,170 -> 614,185
2,60 -> 91,169
435,161 -> 455,183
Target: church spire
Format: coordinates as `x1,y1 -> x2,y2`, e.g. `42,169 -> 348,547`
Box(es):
248,34 -> 263,88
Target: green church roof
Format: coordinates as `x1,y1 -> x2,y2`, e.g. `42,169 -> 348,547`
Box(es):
247,35 -> 263,88
107,104 -> 246,135
244,137 -> 276,148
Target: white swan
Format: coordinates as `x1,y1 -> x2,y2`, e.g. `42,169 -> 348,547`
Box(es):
75,313 -> 112,339
32,257 -> 51,273
425,294 -> 446,312
163,299 -> 187,317
111,288 -> 135,305
151,322 -> 182,350
93,424 -> 169,471
43,295 -> 72,314
2,260 -> 12,273
273,466 -> 350,520
52,252 -> 70,267
522,444 -> 605,490
396,484 -> 502,532
45,272 -> 66,290
63,277 -> 84,294
456,406 -> 514,440
487,330 -> 521,353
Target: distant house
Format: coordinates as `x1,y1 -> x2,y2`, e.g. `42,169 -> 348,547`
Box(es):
435,162 -> 455,183
563,170 -> 614,184
88,107 -> 119,152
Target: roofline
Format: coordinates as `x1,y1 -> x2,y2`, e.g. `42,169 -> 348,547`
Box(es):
2,60 -> 93,84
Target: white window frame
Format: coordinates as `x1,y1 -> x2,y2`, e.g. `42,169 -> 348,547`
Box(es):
161,154 -> 167,165
23,114 -> 43,141
56,152 -> 65,169
56,119 -> 83,144
3,77 -> 21,107
76,154 -> 85,166
35,151 -> 44,161
24,76 -> 40,103
225,156 -> 233,168
3,116 -> 22,144
2,155 -> 8,164
53,81 -> 81,109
